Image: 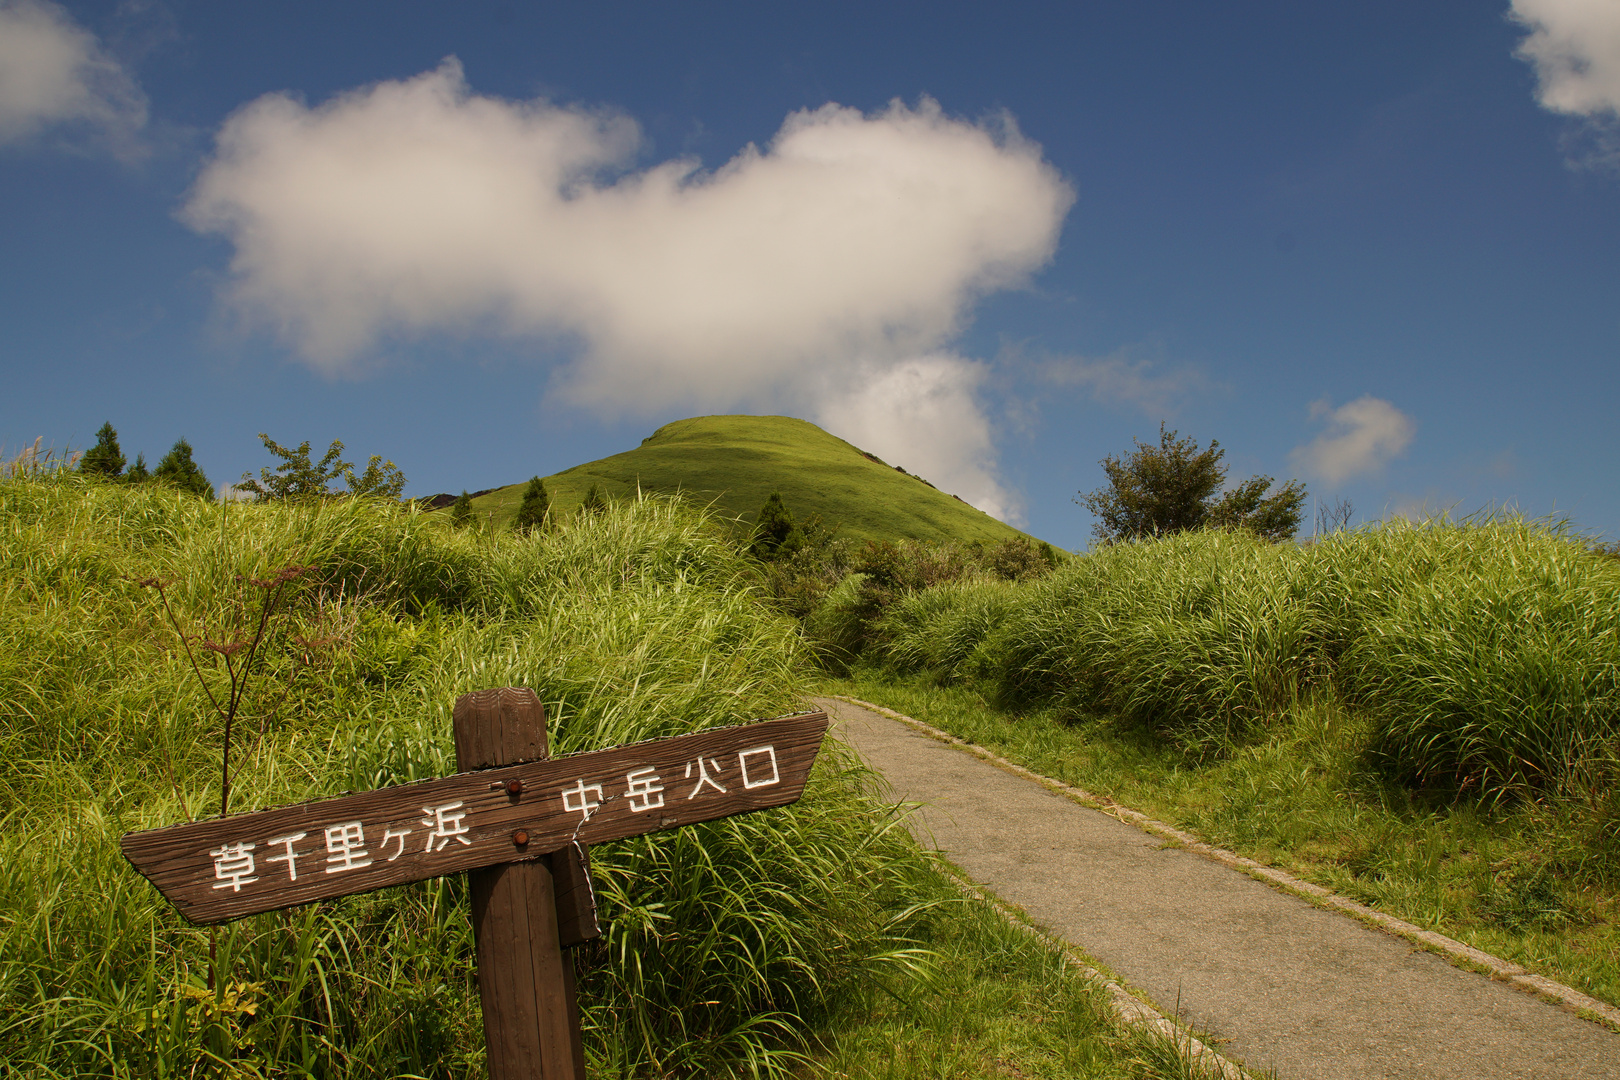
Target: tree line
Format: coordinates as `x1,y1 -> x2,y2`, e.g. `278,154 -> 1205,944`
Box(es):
73,418 -> 1324,546
74,424 -> 409,504
77,422 -> 213,499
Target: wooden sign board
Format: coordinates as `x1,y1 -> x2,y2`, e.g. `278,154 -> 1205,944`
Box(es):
122,711 -> 828,925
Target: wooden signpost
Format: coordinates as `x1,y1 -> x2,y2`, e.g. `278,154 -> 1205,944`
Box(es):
121,688 -> 830,1079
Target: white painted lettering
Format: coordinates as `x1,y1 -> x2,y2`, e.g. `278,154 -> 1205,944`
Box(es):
209,841 -> 258,891
420,801 -> 472,852
323,821 -> 372,873
265,832 -> 308,881
738,745 -> 780,789
624,767 -> 665,812
561,779 -> 604,820
381,826 -> 412,862
684,757 -> 727,799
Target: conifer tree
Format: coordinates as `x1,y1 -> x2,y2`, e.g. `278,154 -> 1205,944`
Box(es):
750,491 -> 804,559
451,490 -> 474,529
579,483 -> 607,516
514,476 -> 550,533
124,453 -> 149,483
153,438 -> 214,499
80,422 -> 125,478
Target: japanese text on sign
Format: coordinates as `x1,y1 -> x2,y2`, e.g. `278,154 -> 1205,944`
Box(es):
556,744 -> 780,821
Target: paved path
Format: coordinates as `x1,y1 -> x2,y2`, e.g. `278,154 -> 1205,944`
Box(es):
816,696 -> 1620,1080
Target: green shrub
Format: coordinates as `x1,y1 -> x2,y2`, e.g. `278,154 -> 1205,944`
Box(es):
1324,517 -> 1620,801
880,578 -> 1021,680
791,538 -> 1055,672
854,513 -> 1620,800
980,530 -> 1326,751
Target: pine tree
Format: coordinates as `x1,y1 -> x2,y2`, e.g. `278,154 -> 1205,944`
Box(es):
514,476 -> 550,534
80,422 -> 125,478
153,438 -> 215,500
750,492 -> 804,559
579,484 -> 607,516
451,490 -> 474,529
124,453 -> 149,483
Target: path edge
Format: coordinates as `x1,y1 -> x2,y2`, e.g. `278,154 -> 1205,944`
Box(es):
824,693 -> 1620,1035
937,861 -> 1255,1080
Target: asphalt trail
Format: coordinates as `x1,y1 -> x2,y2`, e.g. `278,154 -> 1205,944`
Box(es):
816,696 -> 1620,1080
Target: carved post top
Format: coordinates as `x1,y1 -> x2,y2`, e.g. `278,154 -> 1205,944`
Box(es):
455,688 -> 549,771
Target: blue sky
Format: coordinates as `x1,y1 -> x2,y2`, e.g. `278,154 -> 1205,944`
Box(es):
2,0 -> 1617,550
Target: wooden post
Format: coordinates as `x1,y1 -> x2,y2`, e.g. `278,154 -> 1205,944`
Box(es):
454,688 -> 586,1080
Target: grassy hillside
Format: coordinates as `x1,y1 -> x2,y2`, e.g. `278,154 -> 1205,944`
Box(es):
461,415 -> 1041,546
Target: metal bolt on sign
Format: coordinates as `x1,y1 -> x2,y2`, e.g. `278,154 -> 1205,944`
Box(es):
121,688 -> 829,1080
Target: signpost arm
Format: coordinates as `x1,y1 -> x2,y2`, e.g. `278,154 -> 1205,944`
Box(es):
454,688 -> 586,1080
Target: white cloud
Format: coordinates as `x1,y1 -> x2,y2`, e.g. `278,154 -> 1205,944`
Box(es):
1511,0 -> 1620,119
181,59 -> 1074,520
0,0 -> 146,154
813,354 -> 1019,524
1290,396 -> 1415,485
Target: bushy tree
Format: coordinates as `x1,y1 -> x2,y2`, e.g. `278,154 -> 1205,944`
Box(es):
579,483 -> 608,516
1206,474 -> 1309,542
1079,423 -> 1306,544
450,491 -> 474,528
80,422 -> 125,478
988,536 -> 1055,580
152,438 -> 214,499
238,435 -> 349,501
751,492 -> 804,559
344,455 -> 407,499
237,434 -> 405,501
514,476 -> 550,534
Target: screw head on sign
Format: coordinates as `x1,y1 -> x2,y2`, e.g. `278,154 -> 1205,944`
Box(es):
512,830 -> 529,847
504,778 -> 523,796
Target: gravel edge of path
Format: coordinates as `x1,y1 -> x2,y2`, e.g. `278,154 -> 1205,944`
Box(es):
826,694 -> 1620,1036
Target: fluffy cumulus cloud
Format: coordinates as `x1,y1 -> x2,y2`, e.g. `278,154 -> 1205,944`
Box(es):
0,0 -> 146,153
1511,0 -> 1620,119
811,354 -> 1018,522
182,59 -> 1074,519
1290,396 -> 1415,485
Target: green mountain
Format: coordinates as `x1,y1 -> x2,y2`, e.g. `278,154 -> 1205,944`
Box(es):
462,415 -> 1041,546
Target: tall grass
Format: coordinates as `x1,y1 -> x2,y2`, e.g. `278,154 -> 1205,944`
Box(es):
0,474 -> 933,1078
870,515 -> 1620,798
1325,518 -> 1620,801
880,530 -> 1326,754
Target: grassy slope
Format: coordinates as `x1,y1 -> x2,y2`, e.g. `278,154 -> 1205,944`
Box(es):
464,415 -> 1041,546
